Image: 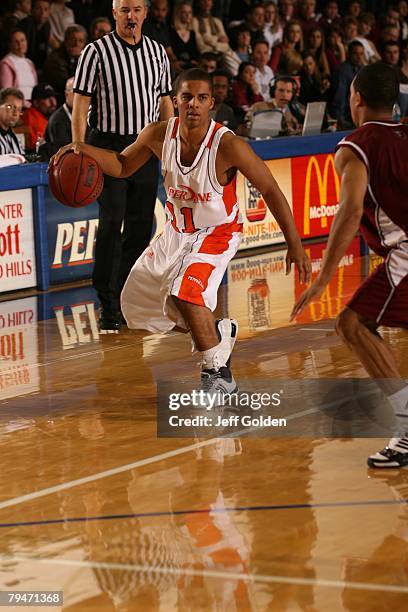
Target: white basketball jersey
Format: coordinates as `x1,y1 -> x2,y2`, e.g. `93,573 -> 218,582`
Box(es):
162,117 -> 239,232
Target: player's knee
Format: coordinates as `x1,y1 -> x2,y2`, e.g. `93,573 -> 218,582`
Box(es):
335,309 -> 360,343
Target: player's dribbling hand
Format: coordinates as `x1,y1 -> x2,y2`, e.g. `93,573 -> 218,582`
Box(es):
49,142 -> 82,171
285,246 -> 312,284
290,280 -> 326,321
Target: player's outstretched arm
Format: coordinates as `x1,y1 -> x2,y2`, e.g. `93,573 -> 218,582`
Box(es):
221,135 -> 311,283
50,123 -> 166,178
290,146 -> 367,320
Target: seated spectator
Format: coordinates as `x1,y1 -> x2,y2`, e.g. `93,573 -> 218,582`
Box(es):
398,40 -> 408,83
0,87 -> 25,165
49,0 -> 75,45
357,14 -> 381,64
198,51 -> 218,72
210,69 -> 237,129
382,40 -> 400,68
305,27 -> 330,75
263,2 -> 283,51
143,0 -> 182,73
326,25 -> 346,73
89,17 -> 112,41
13,0 -> 32,22
21,0 -> 58,71
252,39 -> 274,101
398,1 -> 408,40
250,76 -> 301,135
318,1 -> 342,33
43,24 -> 86,97
278,0 -> 295,28
298,0 -> 319,41
299,51 -> 331,105
0,29 -> 38,104
242,3 -> 266,46
229,23 -> 251,63
379,25 -> 401,45
39,76 -> 74,159
21,82 -> 57,151
192,0 -> 231,55
332,40 -> 365,128
170,1 -> 199,70
231,61 -> 263,116
343,17 -> 359,46
270,19 -> 304,75
346,1 -> 362,19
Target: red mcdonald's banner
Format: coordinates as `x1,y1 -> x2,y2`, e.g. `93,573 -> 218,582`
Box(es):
292,153 -> 340,240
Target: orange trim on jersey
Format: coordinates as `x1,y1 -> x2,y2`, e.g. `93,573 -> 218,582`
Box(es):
177,262 -> 215,306
171,117 -> 180,139
207,122 -> 223,148
198,212 -> 243,255
222,174 -> 237,216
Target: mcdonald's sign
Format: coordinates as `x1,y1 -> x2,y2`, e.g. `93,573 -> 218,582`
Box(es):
292,154 -> 340,239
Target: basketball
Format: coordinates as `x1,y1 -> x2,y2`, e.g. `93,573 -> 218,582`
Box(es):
49,151 -> 104,207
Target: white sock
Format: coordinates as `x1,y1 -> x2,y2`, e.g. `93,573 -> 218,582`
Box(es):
388,386 -> 408,438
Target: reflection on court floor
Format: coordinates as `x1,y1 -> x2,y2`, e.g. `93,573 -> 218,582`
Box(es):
0,241 -> 408,611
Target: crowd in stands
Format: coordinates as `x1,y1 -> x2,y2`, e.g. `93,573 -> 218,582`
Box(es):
0,0 -> 407,159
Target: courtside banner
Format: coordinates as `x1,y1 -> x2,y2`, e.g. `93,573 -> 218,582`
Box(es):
0,188 -> 36,290
292,153 -> 340,240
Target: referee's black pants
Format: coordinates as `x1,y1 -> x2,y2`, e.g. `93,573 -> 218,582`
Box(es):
88,129 -> 159,315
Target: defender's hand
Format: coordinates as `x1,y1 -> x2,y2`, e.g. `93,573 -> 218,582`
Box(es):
286,246 -> 311,284
290,280 -> 326,321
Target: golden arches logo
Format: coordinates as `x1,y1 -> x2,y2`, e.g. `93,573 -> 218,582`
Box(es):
304,155 -> 340,235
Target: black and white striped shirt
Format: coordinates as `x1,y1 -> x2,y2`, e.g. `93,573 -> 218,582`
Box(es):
74,32 -> 172,136
0,128 -> 24,155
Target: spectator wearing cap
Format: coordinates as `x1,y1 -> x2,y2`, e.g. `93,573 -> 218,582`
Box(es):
0,29 -> 38,103
42,24 -> 87,97
49,0 -> 75,45
21,82 -> 57,150
0,87 -> 25,166
39,76 -> 76,159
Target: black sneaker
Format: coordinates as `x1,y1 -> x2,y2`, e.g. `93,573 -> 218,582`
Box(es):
99,309 -> 122,332
367,438 -> 408,468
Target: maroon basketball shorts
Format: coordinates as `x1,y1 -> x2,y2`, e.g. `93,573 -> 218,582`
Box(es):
348,248 -> 408,329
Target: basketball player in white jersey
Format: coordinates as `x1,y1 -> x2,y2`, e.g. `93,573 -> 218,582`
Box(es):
52,68 -> 310,395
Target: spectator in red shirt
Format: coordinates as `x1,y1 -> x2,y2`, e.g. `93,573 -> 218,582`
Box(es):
232,61 -> 263,116
21,82 -> 57,151
326,25 -> 346,73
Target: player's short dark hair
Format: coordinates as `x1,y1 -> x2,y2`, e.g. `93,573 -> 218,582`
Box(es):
353,63 -> 399,110
174,68 -> 213,94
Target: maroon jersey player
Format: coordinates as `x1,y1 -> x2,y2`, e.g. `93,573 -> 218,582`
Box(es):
292,63 -> 408,468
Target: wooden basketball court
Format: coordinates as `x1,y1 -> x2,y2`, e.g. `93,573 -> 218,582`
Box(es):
1,243 -> 408,611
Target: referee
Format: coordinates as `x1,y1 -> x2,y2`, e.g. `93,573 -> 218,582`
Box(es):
73,0 -> 173,331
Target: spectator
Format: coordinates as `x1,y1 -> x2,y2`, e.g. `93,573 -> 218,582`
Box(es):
382,40 -> 400,67
39,75 -> 74,158
0,29 -> 38,103
343,17 -> 359,45
318,1 -> 342,33
299,51 -> 331,105
252,39 -> 274,101
198,51 -> 218,72
72,0 -> 173,330
306,27 -> 330,75
49,0 -> 75,45
143,0 -> 182,73
398,1 -> 408,40
379,25 -> 401,44
263,2 -> 283,51
357,13 -> 381,63
0,87 -> 25,165
170,1 -> 199,70
346,0 -> 362,19
43,24 -> 87,97
332,40 -> 365,127
278,0 -> 295,27
298,0 -> 319,41
89,17 -> 112,41
210,69 -> 237,129
326,25 -> 346,73
398,40 -> 408,83
231,61 -> 263,115
21,82 -> 57,150
192,0 -> 231,54
230,24 -> 251,63
13,0 -> 32,22
242,3 -> 265,46
20,0 -> 58,71
270,19 -> 304,75
250,76 -> 301,135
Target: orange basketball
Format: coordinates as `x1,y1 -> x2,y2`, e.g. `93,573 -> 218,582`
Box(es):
48,151 -> 104,207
